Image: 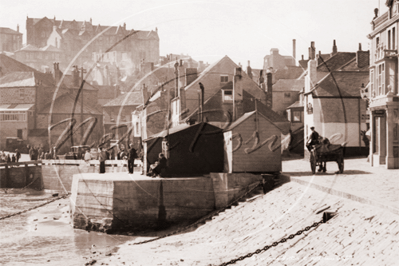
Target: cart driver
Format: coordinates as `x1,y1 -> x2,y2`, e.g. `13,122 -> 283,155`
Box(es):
306,126 -> 320,151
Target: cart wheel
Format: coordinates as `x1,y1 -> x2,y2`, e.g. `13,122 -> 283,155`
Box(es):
310,152 -> 316,174
338,159 -> 344,173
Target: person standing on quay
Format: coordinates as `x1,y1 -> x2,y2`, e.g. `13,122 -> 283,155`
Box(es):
99,147 -> 107,174
15,149 -> 21,162
128,143 -> 137,174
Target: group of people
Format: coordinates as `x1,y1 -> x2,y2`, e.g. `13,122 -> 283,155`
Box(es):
0,149 -> 21,163
98,143 -> 142,174
28,145 -> 53,160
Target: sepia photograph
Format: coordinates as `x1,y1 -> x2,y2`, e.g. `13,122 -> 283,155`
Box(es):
0,0 -> 398,265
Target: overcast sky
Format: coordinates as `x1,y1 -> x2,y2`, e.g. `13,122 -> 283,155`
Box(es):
0,0 -> 388,69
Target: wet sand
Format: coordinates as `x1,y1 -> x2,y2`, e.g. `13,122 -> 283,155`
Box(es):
0,189 -> 136,266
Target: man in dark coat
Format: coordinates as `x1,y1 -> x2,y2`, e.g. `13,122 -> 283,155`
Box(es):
128,143 -> 137,174
151,153 -> 167,177
306,127 -> 320,151
99,147 -> 107,174
15,149 -> 21,162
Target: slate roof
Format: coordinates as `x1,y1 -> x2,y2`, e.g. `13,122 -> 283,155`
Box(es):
317,52 -> 356,72
250,97 -> 289,124
272,66 -> 304,82
19,44 -> 40,51
38,93 -> 102,114
0,27 -> 22,35
272,79 -> 304,92
0,54 -> 37,74
103,91 -> 143,107
286,101 -> 304,109
312,71 -> 369,97
0,72 -> 54,87
40,44 -> 62,52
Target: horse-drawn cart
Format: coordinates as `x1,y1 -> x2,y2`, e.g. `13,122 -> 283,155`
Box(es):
310,144 -> 344,174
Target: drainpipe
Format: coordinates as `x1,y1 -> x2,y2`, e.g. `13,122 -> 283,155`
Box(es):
174,61 -> 179,98
198,82 -> 204,122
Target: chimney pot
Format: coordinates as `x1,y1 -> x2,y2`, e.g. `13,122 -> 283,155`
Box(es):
293,39 -> 296,62
358,43 -> 362,51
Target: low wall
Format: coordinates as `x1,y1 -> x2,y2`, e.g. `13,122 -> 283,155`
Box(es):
71,172 -> 261,232
0,161 -> 43,189
42,160 -> 133,192
210,173 -> 263,209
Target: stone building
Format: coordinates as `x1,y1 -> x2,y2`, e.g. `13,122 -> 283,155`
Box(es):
14,44 -> 65,72
0,54 -> 103,152
303,44 -> 370,157
366,1 -> 399,169
0,26 -> 22,52
23,16 -> 159,73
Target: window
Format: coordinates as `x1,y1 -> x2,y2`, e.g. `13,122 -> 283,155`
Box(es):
393,27 -> 396,50
283,92 -> 291,103
388,30 -> 391,50
293,111 -> 301,122
222,89 -> 233,102
378,64 -> 385,95
17,129 -> 23,139
220,75 -> 228,83
0,111 -> 27,121
370,69 -> 375,97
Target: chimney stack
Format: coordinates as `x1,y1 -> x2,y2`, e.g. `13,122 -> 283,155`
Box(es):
309,41 -> 316,60
356,49 -> 369,69
72,65 -> 79,87
293,39 -> 296,62
306,60 -> 317,93
247,60 -> 253,79
332,40 -> 338,55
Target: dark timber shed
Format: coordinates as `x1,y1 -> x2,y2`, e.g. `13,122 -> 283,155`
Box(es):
143,122 -> 224,177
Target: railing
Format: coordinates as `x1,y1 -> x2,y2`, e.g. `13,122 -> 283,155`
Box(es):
375,45 -> 398,62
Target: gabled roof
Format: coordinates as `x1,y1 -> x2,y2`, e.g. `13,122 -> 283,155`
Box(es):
312,71 -> 369,97
103,91 -> 143,107
225,110 -> 285,133
0,27 -> 22,35
0,54 -> 37,74
272,79 -> 304,92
